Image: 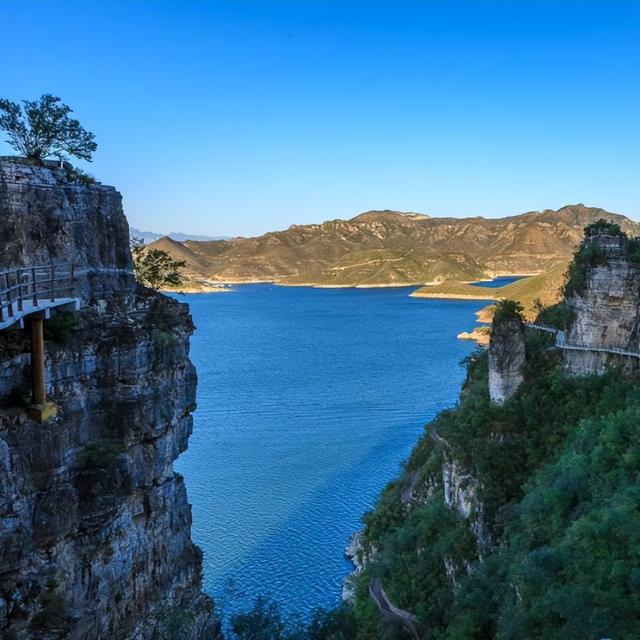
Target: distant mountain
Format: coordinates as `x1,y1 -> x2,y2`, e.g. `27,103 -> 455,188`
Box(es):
146,205 -> 638,286
129,227 -> 228,244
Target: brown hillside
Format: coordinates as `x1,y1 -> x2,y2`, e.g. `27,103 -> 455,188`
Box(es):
147,205 -> 638,286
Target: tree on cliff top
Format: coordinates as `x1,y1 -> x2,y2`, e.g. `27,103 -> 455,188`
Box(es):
131,238 -> 186,290
492,299 -> 524,324
0,94 -> 97,163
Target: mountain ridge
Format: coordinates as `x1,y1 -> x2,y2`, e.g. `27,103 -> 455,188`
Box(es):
148,204 -> 638,287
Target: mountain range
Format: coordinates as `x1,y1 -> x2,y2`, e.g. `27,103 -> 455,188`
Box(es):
147,205 -> 638,287
129,227 -> 228,244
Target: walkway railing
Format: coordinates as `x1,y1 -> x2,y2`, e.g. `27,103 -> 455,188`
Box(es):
0,264 -> 75,324
526,323 -> 640,360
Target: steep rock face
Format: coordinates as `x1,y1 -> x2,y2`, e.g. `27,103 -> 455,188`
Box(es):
488,317 -> 525,404
442,457 -> 489,552
0,161 -> 219,639
564,234 -> 640,376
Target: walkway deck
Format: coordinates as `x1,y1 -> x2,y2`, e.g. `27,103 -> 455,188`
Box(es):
0,264 -> 80,330
526,323 -> 640,360
0,298 -> 81,331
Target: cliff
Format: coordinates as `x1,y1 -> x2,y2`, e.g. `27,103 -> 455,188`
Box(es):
0,160 -> 220,639
147,205 -> 638,287
339,224 -> 640,639
563,232 -> 640,375
488,314 -> 525,404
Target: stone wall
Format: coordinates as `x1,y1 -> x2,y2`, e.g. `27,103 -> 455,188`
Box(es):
0,160 -> 220,639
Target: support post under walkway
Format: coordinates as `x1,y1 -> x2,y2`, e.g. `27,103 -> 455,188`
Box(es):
27,314 -> 57,422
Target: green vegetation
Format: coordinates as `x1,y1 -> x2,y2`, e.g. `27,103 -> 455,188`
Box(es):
44,312 -> 80,344
224,222 -> 640,638
412,262 -> 569,321
229,598 -> 357,640
563,239 -> 604,298
565,220 -> 640,297
152,329 -> 179,349
226,335 -> 640,638
227,334 -> 640,639
131,237 -> 186,290
532,299 -> 574,331
0,94 -> 97,163
584,219 -> 624,237
491,299 -> 523,324
76,441 -> 126,467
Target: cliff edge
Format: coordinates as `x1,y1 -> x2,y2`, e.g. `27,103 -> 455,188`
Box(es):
0,160 -> 220,639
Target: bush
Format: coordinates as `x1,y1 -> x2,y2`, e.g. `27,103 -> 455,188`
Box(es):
44,312 -> 80,343
563,241 -> 603,298
584,219 -> 624,237
492,300 -> 524,324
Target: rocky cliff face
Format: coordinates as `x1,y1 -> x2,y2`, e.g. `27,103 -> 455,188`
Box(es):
564,233 -> 640,376
0,161 -> 220,639
488,316 -> 525,404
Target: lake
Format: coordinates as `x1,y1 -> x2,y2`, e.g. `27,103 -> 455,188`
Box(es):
470,275 -> 524,288
175,284 -> 487,618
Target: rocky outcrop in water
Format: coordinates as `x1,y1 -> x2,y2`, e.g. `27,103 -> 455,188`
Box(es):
0,160 -> 220,639
488,315 -> 525,404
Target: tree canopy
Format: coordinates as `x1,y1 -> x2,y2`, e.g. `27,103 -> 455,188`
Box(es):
131,238 -> 186,290
0,94 -> 97,162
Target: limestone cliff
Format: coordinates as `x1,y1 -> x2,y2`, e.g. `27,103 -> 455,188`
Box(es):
0,160 -> 220,639
564,232 -> 640,375
488,315 -> 525,404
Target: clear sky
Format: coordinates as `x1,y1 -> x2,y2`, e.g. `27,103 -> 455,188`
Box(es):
3,0 -> 639,236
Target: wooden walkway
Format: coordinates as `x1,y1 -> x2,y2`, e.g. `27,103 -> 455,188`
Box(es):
0,264 -> 80,330
526,323 -> 640,360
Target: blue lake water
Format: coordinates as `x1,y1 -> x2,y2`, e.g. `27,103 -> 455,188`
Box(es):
175,285 -> 487,618
470,275 -> 524,288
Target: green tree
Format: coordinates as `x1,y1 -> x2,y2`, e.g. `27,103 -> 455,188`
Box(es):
131,238 -> 186,290
229,597 -> 306,640
492,299 -> 524,324
0,94 -> 97,162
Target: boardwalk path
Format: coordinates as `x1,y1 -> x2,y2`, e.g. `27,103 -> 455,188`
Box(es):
369,577 -> 421,640
526,323 -> 640,359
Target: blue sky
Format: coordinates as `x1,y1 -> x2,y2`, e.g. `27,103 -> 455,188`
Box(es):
3,1 -> 639,236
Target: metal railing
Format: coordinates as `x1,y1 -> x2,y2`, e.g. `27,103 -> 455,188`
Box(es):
527,323 -> 640,359
0,264 -> 75,324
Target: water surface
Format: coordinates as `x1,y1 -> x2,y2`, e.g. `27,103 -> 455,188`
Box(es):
470,275 -> 524,288
175,285 -> 486,617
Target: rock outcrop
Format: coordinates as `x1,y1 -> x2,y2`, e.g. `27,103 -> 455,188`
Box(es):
564,232 -> 640,376
488,315 -> 525,404
0,160 -> 220,639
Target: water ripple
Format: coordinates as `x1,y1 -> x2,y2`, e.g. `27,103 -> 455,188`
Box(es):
174,285 -> 486,618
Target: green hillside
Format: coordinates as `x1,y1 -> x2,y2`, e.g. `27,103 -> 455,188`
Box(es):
412,262 -> 569,320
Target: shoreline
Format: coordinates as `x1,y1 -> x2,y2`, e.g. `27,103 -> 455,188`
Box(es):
409,291 -> 499,301
184,271 -> 535,291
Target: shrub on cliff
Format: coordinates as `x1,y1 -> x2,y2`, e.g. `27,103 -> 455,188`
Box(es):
0,94 -> 97,163
492,299 -> 524,325
563,220 -> 640,297
584,218 -> 624,238
131,238 -> 186,290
